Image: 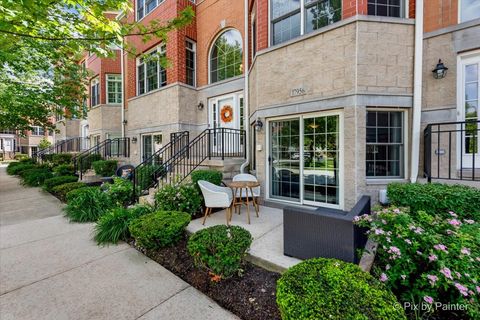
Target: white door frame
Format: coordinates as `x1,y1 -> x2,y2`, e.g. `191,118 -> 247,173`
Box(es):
208,92 -> 243,130
456,50 -> 480,169
265,110 -> 344,210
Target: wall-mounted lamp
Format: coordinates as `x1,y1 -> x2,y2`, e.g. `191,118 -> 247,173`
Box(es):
255,119 -> 264,132
132,137 -> 138,144
432,59 -> 448,79
197,102 -> 204,110
122,120 -> 128,125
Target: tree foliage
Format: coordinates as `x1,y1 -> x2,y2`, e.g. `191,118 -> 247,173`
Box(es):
0,0 -> 194,131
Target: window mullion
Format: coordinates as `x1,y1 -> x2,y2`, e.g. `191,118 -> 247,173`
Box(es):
300,0 -> 305,36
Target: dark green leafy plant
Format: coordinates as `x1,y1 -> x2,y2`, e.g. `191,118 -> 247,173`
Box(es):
154,183 -> 202,216
43,176 -> 78,192
51,182 -> 87,202
78,153 -> 103,173
14,153 -> 29,161
276,258 -> 406,320
64,187 -> 115,222
94,205 -> 153,245
191,170 -> 223,191
134,164 -> 164,191
6,163 -> 36,175
187,225 -> 252,279
21,168 -> 53,186
129,211 -> 191,250
52,153 -> 73,165
387,182 -> 480,220
103,177 -> 136,206
19,157 -> 36,164
92,160 -> 118,177
53,164 -> 75,176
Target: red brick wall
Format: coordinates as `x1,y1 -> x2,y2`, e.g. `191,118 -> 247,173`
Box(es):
86,51 -> 121,107
196,0 -> 245,87
424,0 -> 458,33
124,0 -> 197,103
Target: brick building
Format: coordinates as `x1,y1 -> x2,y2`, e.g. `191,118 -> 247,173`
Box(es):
59,0 -> 479,210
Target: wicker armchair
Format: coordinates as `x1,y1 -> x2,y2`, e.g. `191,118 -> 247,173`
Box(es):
197,180 -> 234,225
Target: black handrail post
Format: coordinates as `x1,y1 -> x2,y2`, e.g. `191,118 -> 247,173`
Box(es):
221,128 -> 225,160
424,125 -> 432,183
208,129 -> 212,160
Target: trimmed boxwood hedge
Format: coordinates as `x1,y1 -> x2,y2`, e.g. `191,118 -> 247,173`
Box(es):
53,164 -> 75,176
52,153 -> 73,165
92,160 -> 118,177
387,182 -> 480,220
43,176 -> 79,192
129,211 -> 191,250
276,258 -> 406,320
187,225 -> 252,279
191,169 -> 223,190
51,182 -> 87,202
7,163 -> 36,175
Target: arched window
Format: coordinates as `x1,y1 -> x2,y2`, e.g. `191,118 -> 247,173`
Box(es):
210,29 -> 243,83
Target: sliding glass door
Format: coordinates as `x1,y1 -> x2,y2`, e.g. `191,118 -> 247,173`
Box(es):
269,113 -> 342,208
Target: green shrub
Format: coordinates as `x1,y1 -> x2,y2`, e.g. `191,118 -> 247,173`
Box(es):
6,163 -> 36,175
191,170 -> 223,191
21,168 -> 53,186
356,207 -> 479,319
134,164 -> 165,191
78,154 -> 103,172
92,160 -> 118,177
19,157 -> 36,164
53,164 -> 75,176
94,205 -> 153,245
154,183 -> 202,215
43,154 -> 55,163
103,177 -> 135,206
51,153 -> 73,165
187,225 -> 252,279
129,211 -> 191,250
387,182 -> 480,220
276,258 -> 406,320
43,176 -> 78,192
64,187 -> 115,222
51,182 -> 87,202
14,153 -> 29,161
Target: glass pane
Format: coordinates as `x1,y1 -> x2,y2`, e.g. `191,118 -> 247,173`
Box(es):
272,0 -> 301,19
461,0 -> 480,22
465,64 -> 478,82
305,0 -> 342,33
210,30 -> 243,84
465,82 -> 478,101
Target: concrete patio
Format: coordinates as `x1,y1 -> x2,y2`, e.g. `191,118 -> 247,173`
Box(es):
187,205 -> 302,273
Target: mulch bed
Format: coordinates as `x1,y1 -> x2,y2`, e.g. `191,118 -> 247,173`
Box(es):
130,237 -> 282,320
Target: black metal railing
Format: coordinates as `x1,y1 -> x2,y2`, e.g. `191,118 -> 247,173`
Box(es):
74,138 -> 130,179
131,131 -> 189,201
424,120 -> 479,182
34,137 -> 90,161
131,128 -> 246,202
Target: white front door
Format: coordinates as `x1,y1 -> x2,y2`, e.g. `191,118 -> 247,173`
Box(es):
208,92 -> 244,153
458,53 -> 480,169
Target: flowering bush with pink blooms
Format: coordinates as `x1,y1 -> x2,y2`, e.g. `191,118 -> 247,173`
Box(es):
356,207 -> 479,319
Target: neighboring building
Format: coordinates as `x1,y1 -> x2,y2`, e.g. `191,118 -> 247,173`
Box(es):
421,0 -> 480,181
0,129 -> 18,160
71,0 -> 478,210
19,126 -> 55,157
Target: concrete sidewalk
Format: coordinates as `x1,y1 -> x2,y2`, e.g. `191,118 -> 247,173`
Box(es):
0,167 -> 237,320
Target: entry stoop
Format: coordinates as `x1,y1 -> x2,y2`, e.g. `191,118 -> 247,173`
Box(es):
200,158 -> 245,179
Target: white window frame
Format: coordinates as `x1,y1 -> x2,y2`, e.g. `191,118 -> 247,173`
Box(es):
265,110 -> 345,210
136,0 -> 166,21
366,0 -> 407,18
106,74 -> 122,104
208,28 -> 244,84
31,126 -> 45,136
365,108 -> 409,180
185,39 -> 196,87
136,45 -> 167,96
90,77 -> 100,107
456,50 -> 480,169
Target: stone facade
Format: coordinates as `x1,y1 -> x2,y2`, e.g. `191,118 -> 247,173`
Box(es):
87,105 -> 122,140
249,17 -> 415,210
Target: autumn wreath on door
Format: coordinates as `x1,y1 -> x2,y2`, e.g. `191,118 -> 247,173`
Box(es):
220,105 -> 234,123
